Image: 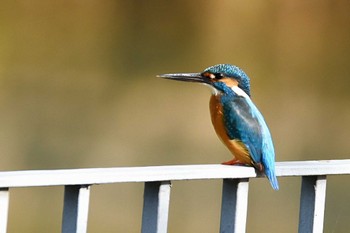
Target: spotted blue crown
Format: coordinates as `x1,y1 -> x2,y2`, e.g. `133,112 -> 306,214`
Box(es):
204,64 -> 251,96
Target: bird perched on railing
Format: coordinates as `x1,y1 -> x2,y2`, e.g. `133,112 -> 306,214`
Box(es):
158,64 -> 279,190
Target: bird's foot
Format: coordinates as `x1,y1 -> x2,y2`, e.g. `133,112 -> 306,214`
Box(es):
254,163 -> 264,172
221,159 -> 246,166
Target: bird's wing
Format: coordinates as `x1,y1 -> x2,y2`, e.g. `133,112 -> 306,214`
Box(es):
222,94 -> 278,190
222,96 -> 264,165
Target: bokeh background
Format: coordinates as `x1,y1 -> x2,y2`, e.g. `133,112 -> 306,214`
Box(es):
1,1 -> 350,232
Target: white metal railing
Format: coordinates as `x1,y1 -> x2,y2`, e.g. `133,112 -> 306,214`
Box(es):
0,159 -> 350,233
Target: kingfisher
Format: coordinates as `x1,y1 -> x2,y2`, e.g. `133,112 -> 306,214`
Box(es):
158,64 -> 279,190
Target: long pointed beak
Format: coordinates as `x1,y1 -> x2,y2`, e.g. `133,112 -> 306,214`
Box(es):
157,73 -> 210,84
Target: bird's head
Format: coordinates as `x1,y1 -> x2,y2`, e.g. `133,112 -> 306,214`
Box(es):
158,64 -> 251,96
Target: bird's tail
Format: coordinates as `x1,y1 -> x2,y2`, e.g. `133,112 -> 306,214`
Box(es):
265,168 -> 279,190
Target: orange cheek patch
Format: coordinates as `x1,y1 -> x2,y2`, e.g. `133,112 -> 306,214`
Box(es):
220,78 -> 238,88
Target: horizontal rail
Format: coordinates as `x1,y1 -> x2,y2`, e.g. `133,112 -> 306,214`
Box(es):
0,159 -> 349,233
0,159 -> 350,188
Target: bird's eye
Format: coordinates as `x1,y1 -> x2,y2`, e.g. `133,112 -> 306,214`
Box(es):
215,73 -> 224,79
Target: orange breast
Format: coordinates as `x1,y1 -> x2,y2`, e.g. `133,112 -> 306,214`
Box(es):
209,95 -> 252,164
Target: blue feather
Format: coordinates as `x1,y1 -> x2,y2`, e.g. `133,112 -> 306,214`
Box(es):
214,81 -> 279,190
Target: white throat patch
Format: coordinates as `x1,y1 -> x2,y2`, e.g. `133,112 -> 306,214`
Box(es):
203,83 -> 221,96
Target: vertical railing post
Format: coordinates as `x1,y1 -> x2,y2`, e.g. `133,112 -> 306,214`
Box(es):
220,178 -> 249,233
141,181 -> 171,233
0,188 -> 9,233
62,185 -> 91,233
298,175 -> 327,233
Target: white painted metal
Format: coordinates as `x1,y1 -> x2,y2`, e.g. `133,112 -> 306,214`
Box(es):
0,188 -> 9,233
0,160 -> 348,233
0,159 -> 349,188
220,179 -> 249,233
141,181 -> 171,233
0,164 -> 255,188
62,185 -> 91,233
298,176 -> 327,233
276,160 -> 350,176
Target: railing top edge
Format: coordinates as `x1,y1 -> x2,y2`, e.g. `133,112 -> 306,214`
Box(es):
276,159 -> 350,176
0,164 -> 257,188
0,159 -> 349,188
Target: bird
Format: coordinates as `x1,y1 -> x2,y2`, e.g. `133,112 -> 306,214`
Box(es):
158,64 -> 279,190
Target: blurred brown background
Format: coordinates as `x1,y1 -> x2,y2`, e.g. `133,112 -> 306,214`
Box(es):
1,1 -> 350,232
